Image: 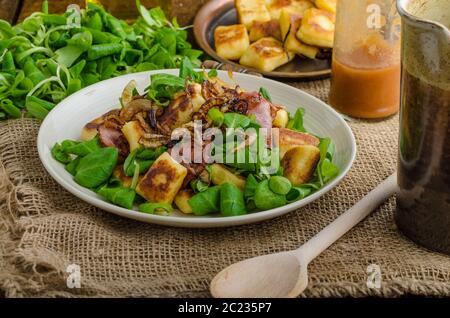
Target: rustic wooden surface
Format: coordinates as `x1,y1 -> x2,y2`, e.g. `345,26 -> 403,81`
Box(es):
0,0 -> 21,23
11,0 -> 209,25
18,0 -> 85,22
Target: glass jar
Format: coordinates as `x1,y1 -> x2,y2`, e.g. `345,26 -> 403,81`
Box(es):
396,0 -> 450,255
329,0 -> 401,119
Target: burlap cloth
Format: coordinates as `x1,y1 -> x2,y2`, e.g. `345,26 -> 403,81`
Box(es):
0,79 -> 449,298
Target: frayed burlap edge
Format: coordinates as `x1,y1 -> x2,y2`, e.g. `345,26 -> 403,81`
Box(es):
1,155 -> 449,298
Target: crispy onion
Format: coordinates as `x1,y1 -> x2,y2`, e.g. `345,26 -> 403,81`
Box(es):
139,133 -> 170,148
103,110 -> 125,130
120,98 -> 153,121
135,111 -> 152,133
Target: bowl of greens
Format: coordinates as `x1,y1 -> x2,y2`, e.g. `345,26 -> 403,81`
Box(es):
37,62 -> 356,228
0,0 -> 202,121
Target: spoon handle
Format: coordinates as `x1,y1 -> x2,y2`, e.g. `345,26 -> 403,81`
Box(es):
295,173 -> 397,264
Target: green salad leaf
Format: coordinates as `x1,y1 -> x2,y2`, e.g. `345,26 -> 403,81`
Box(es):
74,147 -> 118,188
259,87 -> 272,102
98,185 -> 136,209
220,183 -> 247,216
0,0 -> 203,120
188,186 -> 221,216
287,107 -> 306,132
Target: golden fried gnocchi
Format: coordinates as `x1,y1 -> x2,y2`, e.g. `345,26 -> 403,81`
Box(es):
281,145 -> 321,185
279,9 -> 319,59
314,0 -> 336,13
121,120 -> 146,152
136,152 -> 187,204
174,189 -> 195,214
236,0 -> 271,29
239,37 -> 294,72
266,0 -> 313,20
210,164 -> 246,191
279,127 -> 320,158
214,24 -> 250,60
249,19 -> 282,42
296,8 -> 335,48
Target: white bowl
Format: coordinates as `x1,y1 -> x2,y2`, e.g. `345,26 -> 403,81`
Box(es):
38,70 -> 356,228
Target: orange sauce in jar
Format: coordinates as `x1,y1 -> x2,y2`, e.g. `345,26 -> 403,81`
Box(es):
329,37 -> 401,119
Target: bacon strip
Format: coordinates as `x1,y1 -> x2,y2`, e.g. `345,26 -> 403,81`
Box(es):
98,125 -> 129,161
240,92 -> 273,129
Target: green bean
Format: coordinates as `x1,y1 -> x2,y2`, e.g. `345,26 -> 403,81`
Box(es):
22,17 -> 41,33
123,49 -> 143,66
25,96 -> 54,119
15,47 -> 52,64
23,59 -> 46,85
42,0 -> 48,14
106,16 -> 127,39
86,12 -> 103,30
139,202 -> 174,215
87,43 -> 123,60
44,58 -> 58,76
0,20 -> 15,38
67,78 -> 81,95
26,95 -> 55,111
69,60 -> 86,78
43,14 -> 67,26
49,32 -> 68,49
0,99 -> 21,118
12,78 -> 33,97
207,108 -> 224,127
81,27 -> 119,44
268,176 -> 292,195
25,101 -> 48,119
51,143 -> 71,164
2,51 -> 15,74
66,31 -> 93,51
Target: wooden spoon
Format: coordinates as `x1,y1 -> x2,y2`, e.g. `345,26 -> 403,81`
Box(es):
211,173 -> 397,298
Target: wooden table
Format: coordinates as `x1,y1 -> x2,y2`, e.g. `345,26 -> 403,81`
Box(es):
2,0 -> 208,25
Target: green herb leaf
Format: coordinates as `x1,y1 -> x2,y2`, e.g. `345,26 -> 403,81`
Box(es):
268,176 -> 292,195
220,183 -> 247,216
98,185 -> 136,209
190,179 -> 209,193
188,186 -> 221,216
223,113 -> 251,129
259,87 -> 272,102
74,147 -> 119,188
286,186 -> 312,202
287,108 -> 306,132
244,174 -> 259,199
146,73 -> 185,105
63,137 -> 101,156
254,180 -> 286,210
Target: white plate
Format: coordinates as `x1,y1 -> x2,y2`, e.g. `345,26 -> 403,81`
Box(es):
38,70 -> 356,228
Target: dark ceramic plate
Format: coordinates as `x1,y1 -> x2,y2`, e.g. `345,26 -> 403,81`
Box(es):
194,0 -> 332,80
